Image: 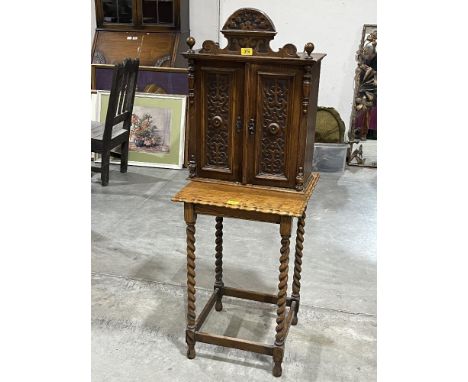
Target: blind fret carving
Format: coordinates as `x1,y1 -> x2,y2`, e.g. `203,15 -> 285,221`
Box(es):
259,77 -> 290,176
223,8 -> 275,31
205,73 -> 230,167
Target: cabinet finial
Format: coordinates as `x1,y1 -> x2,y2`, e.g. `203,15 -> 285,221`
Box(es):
187,37 -> 196,52
304,42 -> 315,58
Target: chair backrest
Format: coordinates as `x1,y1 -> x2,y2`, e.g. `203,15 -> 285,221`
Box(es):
103,58 -> 139,142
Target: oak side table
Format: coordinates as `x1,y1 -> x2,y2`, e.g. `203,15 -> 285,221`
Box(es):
172,174 -> 319,377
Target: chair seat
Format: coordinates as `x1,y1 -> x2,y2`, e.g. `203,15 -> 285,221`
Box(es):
91,120 -> 128,141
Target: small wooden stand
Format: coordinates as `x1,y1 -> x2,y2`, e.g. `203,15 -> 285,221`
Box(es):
172,174 -> 319,377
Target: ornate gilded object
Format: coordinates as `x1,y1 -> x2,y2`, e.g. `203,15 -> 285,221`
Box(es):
348,24 -> 377,167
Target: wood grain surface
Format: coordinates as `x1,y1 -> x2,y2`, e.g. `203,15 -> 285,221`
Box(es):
172,173 -> 319,217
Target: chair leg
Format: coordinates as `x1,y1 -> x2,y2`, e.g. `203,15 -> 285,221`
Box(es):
120,140 -> 129,173
101,151 -> 110,186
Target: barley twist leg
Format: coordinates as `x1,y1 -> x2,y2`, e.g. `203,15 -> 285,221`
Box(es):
291,208 -> 306,325
185,205 -> 197,359
214,216 -> 224,311
273,217 -> 292,377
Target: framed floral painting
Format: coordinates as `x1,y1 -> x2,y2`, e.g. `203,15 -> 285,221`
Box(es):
97,91 -> 186,169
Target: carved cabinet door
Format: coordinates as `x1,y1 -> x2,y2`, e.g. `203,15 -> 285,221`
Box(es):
245,64 -> 302,188
196,63 -> 244,182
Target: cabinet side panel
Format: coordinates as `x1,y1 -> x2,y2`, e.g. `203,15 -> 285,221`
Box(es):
304,62 -> 321,179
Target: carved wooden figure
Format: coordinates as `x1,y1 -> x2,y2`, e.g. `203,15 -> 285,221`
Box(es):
183,8 -> 326,191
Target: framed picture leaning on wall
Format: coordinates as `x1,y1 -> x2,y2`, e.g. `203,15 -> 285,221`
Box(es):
96,91 -> 187,169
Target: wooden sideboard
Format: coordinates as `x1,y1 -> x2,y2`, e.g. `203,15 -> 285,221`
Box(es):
92,0 -> 189,67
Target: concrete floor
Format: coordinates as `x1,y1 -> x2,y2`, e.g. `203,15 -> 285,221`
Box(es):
91,165 -> 377,381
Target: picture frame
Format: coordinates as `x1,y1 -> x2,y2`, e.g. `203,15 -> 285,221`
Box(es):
91,90 -> 99,121
96,91 -> 187,169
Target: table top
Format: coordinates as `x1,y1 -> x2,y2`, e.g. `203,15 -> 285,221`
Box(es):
172,174 -> 320,217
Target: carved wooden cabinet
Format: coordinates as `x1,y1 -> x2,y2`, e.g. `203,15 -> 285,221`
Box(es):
184,8 -> 326,191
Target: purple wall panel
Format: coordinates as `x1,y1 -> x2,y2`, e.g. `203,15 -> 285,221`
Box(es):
95,68 -> 188,95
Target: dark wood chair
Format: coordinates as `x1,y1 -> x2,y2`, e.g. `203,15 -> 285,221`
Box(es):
91,58 -> 139,186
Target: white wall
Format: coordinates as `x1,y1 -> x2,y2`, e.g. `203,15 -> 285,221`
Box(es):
91,0 -> 96,44
190,0 -> 376,136
189,0 -> 220,45
90,0 -> 376,134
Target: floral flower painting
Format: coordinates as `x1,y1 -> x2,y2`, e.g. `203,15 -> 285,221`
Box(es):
97,92 -> 186,169
129,107 -> 172,154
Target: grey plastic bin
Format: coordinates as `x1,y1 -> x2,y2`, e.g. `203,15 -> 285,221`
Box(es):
312,143 -> 347,173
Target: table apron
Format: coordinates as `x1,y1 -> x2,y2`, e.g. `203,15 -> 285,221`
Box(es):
194,204 -> 286,223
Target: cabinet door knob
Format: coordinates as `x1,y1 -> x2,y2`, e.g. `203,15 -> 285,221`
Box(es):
248,118 -> 255,135
236,116 -> 242,133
